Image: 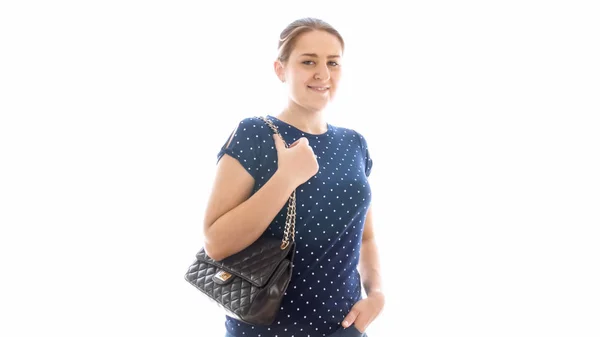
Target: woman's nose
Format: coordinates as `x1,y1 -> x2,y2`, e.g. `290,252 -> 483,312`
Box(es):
314,64 -> 331,81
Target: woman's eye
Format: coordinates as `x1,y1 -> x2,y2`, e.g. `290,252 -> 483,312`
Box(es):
302,60 -> 339,66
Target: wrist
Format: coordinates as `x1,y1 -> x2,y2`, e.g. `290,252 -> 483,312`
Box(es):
367,290 -> 385,302
273,170 -> 299,194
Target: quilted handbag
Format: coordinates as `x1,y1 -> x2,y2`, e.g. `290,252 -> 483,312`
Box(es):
184,116 -> 297,326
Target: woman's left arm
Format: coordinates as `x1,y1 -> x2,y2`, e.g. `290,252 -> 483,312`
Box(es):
359,205 -> 384,297
341,205 -> 386,332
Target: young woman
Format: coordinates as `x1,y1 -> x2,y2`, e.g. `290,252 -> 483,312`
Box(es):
202,17 -> 385,337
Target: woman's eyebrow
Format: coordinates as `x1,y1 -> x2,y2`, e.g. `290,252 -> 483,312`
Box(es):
300,53 -> 341,58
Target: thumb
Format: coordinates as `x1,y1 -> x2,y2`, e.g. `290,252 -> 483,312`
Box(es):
289,137 -> 303,148
290,137 -> 308,148
273,134 -> 286,152
342,310 -> 359,328
297,137 -> 309,146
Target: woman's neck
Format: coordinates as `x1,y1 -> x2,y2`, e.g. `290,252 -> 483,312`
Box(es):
276,105 -> 328,135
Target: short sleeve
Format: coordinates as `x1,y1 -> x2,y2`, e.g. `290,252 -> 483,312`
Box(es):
216,117 -> 266,180
365,143 -> 373,177
355,130 -> 373,177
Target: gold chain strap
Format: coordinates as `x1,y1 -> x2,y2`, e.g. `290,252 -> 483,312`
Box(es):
259,116 -> 297,250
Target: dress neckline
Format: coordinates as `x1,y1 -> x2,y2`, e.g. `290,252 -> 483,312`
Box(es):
266,115 -> 332,138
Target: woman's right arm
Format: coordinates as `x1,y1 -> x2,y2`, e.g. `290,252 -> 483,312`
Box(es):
202,153 -> 297,261
202,134 -> 318,261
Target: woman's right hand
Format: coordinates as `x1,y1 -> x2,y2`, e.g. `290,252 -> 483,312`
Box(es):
273,134 -> 319,187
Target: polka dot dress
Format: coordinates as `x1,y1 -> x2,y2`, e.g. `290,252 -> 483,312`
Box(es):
216,115 -> 373,337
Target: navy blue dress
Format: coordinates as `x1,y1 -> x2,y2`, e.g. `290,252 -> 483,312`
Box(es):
216,115 -> 373,337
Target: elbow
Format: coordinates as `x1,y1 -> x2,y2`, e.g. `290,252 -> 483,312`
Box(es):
203,222 -> 223,261
203,221 -> 238,261
203,233 -> 233,261
203,241 -> 226,262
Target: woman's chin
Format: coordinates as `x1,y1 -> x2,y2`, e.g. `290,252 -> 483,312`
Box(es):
306,98 -> 332,111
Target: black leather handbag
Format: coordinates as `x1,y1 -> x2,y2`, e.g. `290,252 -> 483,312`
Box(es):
184,116 -> 297,326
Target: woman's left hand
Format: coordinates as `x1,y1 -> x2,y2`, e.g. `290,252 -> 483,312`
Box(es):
341,291 -> 385,333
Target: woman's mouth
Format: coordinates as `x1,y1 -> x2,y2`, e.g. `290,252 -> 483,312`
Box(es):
308,86 -> 330,93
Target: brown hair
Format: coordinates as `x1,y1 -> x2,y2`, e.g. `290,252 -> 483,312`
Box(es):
277,17 -> 345,63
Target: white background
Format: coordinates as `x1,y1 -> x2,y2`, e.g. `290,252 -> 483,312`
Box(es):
1,1 -> 599,336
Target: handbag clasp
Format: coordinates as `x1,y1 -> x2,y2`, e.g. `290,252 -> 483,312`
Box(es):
215,270 -> 232,282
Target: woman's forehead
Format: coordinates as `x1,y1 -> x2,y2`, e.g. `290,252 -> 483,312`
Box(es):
291,31 -> 343,58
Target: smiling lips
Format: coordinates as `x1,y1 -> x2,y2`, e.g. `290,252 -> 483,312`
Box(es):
308,85 -> 330,93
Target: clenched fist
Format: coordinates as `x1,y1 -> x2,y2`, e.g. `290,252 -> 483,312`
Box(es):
273,134 -> 319,188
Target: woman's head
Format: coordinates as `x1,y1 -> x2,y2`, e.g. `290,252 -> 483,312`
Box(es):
274,18 -> 345,113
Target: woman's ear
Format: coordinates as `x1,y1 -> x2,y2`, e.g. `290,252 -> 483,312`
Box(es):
273,60 -> 285,83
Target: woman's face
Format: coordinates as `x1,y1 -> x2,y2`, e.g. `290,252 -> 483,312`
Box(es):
276,30 -> 343,113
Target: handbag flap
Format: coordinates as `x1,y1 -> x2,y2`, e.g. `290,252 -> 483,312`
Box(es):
196,236 -> 294,288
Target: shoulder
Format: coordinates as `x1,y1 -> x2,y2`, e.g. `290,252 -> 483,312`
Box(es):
333,125 -> 370,149
226,116 -> 275,140
353,129 -> 369,146
233,116 -> 269,132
